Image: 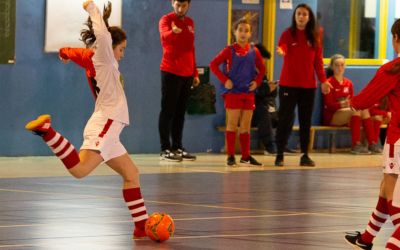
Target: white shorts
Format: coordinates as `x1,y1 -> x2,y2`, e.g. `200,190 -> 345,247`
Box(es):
382,141 -> 400,175
81,112 -> 127,162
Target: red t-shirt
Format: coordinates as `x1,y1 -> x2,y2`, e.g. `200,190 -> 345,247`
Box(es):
159,12 -> 198,77
322,77 -> 354,125
278,28 -> 326,88
351,57 -> 400,144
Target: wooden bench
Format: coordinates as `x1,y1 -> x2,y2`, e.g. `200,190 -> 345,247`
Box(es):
217,124 -> 387,153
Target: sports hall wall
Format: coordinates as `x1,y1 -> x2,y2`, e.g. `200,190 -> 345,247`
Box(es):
0,0 -> 394,156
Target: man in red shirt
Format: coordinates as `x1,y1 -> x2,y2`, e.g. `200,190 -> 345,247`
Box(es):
158,0 -> 200,162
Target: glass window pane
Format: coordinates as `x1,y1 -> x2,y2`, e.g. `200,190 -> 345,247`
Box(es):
317,0 -> 379,59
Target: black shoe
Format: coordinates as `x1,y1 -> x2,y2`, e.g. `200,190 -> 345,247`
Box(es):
300,154 -> 315,167
226,155 -> 237,167
160,150 -> 182,162
240,156 -> 263,166
176,148 -> 196,161
344,231 -> 372,250
275,154 -> 284,166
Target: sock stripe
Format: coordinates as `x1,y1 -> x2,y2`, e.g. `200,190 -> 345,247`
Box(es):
51,136 -> 65,150
388,237 -> 400,248
133,214 -> 149,223
52,139 -> 68,154
366,225 -> 378,236
46,133 -> 61,146
374,210 -> 389,220
59,145 -> 75,160
126,198 -> 144,207
130,206 -> 147,215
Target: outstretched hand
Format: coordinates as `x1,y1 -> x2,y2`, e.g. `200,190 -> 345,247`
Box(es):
171,22 -> 182,34
59,56 -> 70,64
276,46 -> 285,56
321,81 -> 333,94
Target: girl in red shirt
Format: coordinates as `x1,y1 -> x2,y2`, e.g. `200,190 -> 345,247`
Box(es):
345,19 -> 400,249
210,19 -> 265,166
275,3 -> 332,167
323,54 -> 381,154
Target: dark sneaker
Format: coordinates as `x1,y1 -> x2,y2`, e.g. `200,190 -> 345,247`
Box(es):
351,143 -> 371,155
226,155 -> 237,167
368,143 -> 382,154
275,154 -> 284,166
25,114 -> 52,135
176,148 -> 196,161
160,150 -> 182,162
240,156 -> 263,166
300,154 -> 315,167
344,231 -> 372,250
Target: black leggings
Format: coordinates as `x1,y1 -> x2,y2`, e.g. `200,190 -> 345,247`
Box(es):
159,71 -> 193,151
276,86 -> 316,155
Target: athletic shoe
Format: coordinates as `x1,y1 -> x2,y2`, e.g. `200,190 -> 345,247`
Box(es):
275,154 -> 284,167
160,150 -> 182,162
133,228 -> 147,239
240,156 -> 263,166
368,143 -> 383,154
344,231 -> 372,250
25,114 -> 51,135
351,143 -> 371,155
300,154 -> 315,167
176,148 -> 196,161
226,155 -> 237,167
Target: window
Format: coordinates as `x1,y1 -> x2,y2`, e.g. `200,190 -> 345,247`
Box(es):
317,0 -> 379,60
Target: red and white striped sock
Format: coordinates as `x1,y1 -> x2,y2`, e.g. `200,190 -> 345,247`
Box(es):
361,196 -> 389,243
42,127 -> 80,169
123,188 -> 148,234
386,201 -> 400,249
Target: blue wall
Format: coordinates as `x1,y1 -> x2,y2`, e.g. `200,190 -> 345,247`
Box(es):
0,0 -> 228,156
0,0 -> 392,156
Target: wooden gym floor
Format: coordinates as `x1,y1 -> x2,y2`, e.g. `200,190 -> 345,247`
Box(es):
0,153 -> 393,249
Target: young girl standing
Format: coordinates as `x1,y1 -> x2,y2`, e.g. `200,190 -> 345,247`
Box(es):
275,3 -> 331,167
210,18 -> 265,166
345,19 -> 400,249
25,0 -> 148,238
323,54 -> 381,154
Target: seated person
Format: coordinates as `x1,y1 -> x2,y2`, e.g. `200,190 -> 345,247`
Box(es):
322,54 -> 381,154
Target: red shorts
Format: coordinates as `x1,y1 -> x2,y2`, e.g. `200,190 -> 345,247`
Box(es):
223,93 -> 255,110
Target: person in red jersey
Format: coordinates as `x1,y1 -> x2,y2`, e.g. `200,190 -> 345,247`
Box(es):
158,0 -> 199,162
210,18 -> 265,167
275,3 -> 332,167
344,19 -> 400,250
323,54 -> 382,154
25,0 -> 148,239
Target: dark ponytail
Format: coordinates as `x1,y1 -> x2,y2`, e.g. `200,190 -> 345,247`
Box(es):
80,1 -> 126,49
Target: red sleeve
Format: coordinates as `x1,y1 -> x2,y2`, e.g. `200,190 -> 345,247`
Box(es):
159,15 -> 176,43
314,46 -> 327,83
59,47 -> 94,71
192,21 -> 199,78
351,69 -> 398,110
278,30 -> 289,55
254,48 -> 266,85
209,47 -> 231,85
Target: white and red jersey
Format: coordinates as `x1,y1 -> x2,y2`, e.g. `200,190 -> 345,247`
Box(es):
351,57 -> 400,144
322,76 -> 354,125
85,2 -> 129,125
